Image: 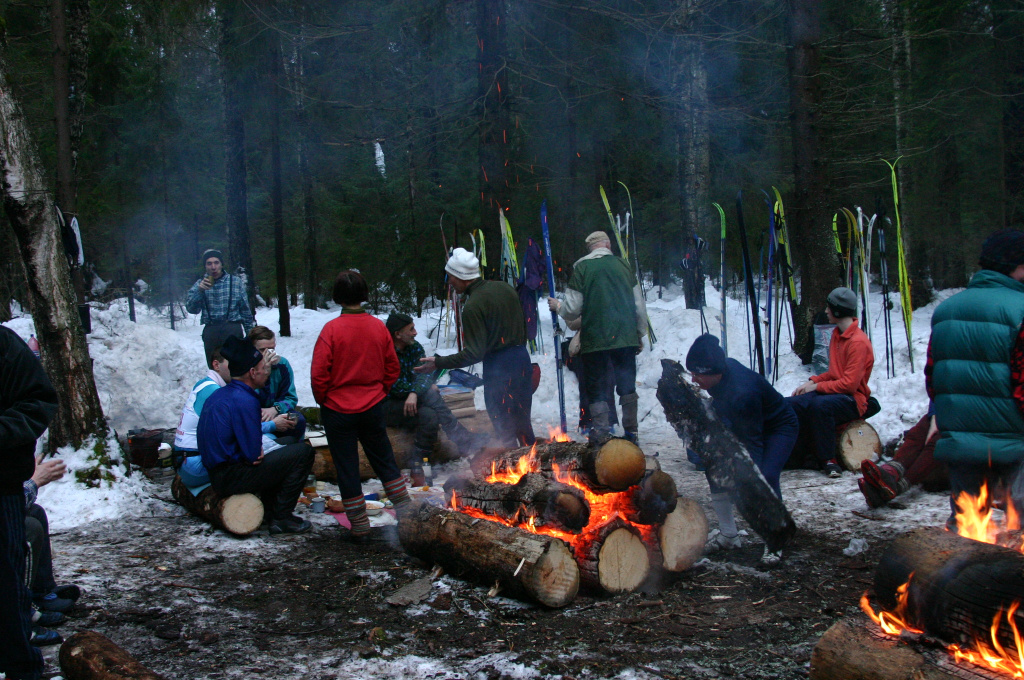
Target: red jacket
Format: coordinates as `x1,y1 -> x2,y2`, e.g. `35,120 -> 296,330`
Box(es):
311,310 -> 400,414
811,319 -> 874,416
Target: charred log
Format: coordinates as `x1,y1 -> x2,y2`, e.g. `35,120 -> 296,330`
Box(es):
873,527 -> 1024,662
59,630 -> 167,679
810,618 -> 963,680
171,475 -> 263,536
656,359 -> 796,551
575,518 -> 650,594
443,472 -> 590,533
471,438 -> 645,492
397,501 -> 579,608
626,469 -> 678,525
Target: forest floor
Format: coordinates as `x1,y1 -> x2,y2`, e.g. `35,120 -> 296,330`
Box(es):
37,466 -> 899,680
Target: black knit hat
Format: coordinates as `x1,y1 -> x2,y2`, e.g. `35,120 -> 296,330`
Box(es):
979,229 -> 1024,276
221,335 -> 263,377
686,334 -> 726,375
386,312 -> 414,335
202,249 -> 224,264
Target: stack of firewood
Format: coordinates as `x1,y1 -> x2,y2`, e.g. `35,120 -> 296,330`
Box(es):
397,437 -> 708,608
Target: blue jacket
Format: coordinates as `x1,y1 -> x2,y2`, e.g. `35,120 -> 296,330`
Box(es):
706,358 -> 797,457
197,381 -> 263,469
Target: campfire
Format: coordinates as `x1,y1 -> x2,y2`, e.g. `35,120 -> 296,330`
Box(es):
847,483 -> 1024,678
397,434 -> 709,607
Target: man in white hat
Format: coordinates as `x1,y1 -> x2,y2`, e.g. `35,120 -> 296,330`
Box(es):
548,231 -> 647,443
417,248 -> 536,448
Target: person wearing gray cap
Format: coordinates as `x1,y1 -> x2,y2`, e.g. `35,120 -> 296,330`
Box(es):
185,249 -> 255,368
786,286 -> 874,478
547,230 -> 647,443
928,229 -> 1024,530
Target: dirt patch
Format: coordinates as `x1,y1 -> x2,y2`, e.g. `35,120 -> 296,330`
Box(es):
40,490 -> 882,680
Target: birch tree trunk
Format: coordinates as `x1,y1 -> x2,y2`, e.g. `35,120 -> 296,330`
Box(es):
0,47 -> 106,450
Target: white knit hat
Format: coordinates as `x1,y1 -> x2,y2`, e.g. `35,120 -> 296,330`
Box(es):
445,247 -> 481,280
585,231 -> 610,248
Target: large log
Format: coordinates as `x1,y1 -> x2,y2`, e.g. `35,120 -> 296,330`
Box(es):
810,618 -> 963,680
397,501 -> 580,608
626,470 -> 678,525
443,472 -> 590,533
59,630 -> 167,680
575,518 -> 650,594
308,428 -> 461,483
873,527 -> 1024,662
171,475 -> 263,536
470,438 -> 646,492
656,359 -> 796,551
658,497 -> 709,572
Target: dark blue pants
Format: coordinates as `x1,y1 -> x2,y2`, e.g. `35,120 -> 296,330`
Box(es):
707,422 -> 798,499
483,346 -> 536,447
322,402 -> 403,499
786,392 -> 859,465
1,494 -> 41,680
208,442 -> 314,522
24,503 -> 55,596
581,347 -> 636,427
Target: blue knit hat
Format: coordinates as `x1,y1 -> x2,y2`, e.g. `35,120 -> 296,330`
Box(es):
686,334 -> 726,375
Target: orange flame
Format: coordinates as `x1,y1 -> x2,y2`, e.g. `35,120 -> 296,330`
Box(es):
863,484 -> 1024,676
485,444 -> 539,485
548,427 -> 572,443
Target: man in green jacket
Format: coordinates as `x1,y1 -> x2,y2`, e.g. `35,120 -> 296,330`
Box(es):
418,248 -> 536,447
548,231 -> 647,442
928,229 -> 1024,529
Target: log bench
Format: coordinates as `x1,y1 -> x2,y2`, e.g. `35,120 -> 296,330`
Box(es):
835,396 -> 882,471
170,476 -> 264,536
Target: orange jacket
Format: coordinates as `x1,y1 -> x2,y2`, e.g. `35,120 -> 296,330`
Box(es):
311,310 -> 400,414
811,320 -> 874,416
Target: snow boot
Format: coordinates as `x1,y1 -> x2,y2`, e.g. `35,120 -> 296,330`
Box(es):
861,459 -> 908,499
759,545 -> 783,568
705,529 -> 743,553
858,477 -> 888,509
588,401 -> 612,443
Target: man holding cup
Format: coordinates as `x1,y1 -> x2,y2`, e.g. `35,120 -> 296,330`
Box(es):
185,249 -> 255,368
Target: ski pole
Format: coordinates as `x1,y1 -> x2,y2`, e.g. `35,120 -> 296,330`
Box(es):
713,202 -> 728,356
737,192 -> 765,376
541,201 -> 567,435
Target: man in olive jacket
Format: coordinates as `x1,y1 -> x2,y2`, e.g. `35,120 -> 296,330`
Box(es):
418,248 -> 536,448
548,231 -> 647,442
928,229 -> 1024,529
1,327 -> 58,678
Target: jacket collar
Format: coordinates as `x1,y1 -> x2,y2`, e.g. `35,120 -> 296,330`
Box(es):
574,247 -> 614,266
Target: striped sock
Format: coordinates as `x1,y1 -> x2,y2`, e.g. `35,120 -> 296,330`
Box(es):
383,476 -> 411,506
343,496 -> 370,535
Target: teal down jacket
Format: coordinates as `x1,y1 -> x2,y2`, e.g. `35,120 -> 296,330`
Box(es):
931,269 -> 1024,465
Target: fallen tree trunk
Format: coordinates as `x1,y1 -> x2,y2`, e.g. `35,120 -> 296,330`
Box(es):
59,630 -> 167,680
470,438 -> 646,492
810,618 -> 964,680
575,518 -> 650,594
443,472 -> 590,533
397,501 -> 579,608
171,475 -> 263,536
873,527 -> 1024,663
657,359 -> 796,551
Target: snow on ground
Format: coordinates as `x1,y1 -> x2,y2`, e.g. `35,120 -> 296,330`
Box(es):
3,279 -> 965,679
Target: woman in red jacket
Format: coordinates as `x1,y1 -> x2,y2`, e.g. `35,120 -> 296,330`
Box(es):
311,271 -> 411,540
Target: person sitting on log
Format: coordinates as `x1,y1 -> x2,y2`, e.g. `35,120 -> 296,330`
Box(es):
547,231 -> 647,443
248,326 -> 306,444
417,249 -> 536,448
311,271 -> 413,542
381,312 -> 488,462
197,336 -> 315,536
174,346 -> 293,493
24,456 -> 81,631
858,409 -> 946,508
786,287 -> 874,478
686,334 -> 798,567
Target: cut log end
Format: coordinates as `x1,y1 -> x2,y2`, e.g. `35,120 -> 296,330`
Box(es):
171,476 -> 263,537
59,630 -> 168,680
593,438 -> 646,491
597,527 -> 650,593
659,497 -> 708,572
526,539 -> 581,608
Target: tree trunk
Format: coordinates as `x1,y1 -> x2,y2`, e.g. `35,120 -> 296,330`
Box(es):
444,472 -> 590,533
293,26 -> 319,311
218,0 -> 256,313
397,501 -> 580,608
269,33 -> 290,336
0,47 -> 105,451
171,475 -> 263,536
59,630 -> 167,680
575,518 -> 650,594
476,0 -> 510,269
873,527 -> 1024,660
785,0 -> 840,360
470,439 -> 647,492
657,359 -> 796,551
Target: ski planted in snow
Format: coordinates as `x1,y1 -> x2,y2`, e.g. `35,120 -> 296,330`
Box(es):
541,201 -> 568,435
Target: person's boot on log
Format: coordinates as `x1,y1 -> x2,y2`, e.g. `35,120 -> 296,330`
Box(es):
659,351 -> 798,565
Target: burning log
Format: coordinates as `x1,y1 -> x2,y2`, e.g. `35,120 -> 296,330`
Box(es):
873,527 -> 1024,663
470,439 -> 646,492
59,630 -> 167,679
397,501 -> 580,608
656,359 -> 796,551
443,472 -> 590,533
626,469 -> 678,525
575,518 -> 651,594
171,475 -> 263,537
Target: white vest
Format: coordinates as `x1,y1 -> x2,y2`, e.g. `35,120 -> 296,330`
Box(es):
174,376 -> 219,450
